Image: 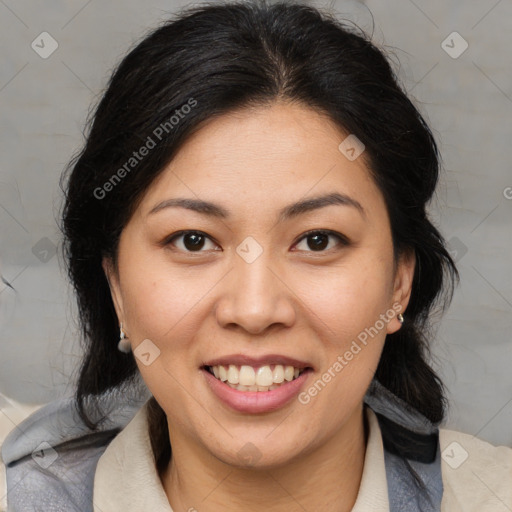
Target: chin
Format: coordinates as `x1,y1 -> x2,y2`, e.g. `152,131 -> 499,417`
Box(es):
208,435 -> 308,471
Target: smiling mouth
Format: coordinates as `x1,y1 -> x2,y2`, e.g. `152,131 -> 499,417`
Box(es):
203,364 -> 310,392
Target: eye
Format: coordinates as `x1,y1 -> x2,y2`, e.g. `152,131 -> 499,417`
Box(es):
163,229 -> 349,254
165,230 -> 219,253
293,230 -> 349,253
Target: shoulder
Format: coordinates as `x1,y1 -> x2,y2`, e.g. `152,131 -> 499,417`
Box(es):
0,389 -> 150,511
0,396 -> 43,512
440,427 -> 512,511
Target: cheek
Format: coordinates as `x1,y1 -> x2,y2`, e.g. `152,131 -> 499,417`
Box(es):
293,258 -> 393,423
296,258 -> 394,342
116,231 -> 214,339
122,269 -> 205,342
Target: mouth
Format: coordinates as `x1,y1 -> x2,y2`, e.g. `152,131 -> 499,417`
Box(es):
201,354 -> 314,413
203,363 -> 311,392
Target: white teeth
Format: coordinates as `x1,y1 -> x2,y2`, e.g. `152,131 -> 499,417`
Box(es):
284,365 -> 294,382
255,366 -> 273,387
227,364 -> 239,384
273,365 -> 285,383
227,382 -> 273,392
239,365 -> 256,386
218,365 -> 228,381
209,363 -> 307,391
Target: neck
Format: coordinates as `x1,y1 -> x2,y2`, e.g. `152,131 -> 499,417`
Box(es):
160,406 -> 368,512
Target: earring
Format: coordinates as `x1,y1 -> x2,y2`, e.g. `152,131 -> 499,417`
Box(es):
117,323 -> 132,353
397,313 -> 404,325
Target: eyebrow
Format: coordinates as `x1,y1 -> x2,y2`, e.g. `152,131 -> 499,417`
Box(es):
148,192 -> 365,222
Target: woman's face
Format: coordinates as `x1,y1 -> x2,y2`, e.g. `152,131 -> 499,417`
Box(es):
105,102 -> 414,469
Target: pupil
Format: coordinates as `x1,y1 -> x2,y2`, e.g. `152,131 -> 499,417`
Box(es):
184,233 -> 204,251
309,233 -> 328,251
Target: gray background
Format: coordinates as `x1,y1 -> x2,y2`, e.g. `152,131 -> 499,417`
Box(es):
0,0 -> 511,446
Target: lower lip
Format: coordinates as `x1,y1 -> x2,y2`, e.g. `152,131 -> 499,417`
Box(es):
202,368 -> 312,414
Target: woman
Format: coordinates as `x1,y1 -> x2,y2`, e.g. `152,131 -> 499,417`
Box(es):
1,1 -> 510,510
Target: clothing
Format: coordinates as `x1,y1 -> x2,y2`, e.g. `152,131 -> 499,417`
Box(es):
1,382 -> 151,512
0,395 -> 43,512
92,399 -> 512,511
93,398 -> 390,511
1,380 -> 511,511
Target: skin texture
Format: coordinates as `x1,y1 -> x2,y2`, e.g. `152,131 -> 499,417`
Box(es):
104,101 -> 415,512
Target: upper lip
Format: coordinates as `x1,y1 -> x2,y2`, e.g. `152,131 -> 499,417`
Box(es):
203,354 -> 313,370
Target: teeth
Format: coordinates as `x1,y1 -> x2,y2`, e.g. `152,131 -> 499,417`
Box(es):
226,382 -> 271,392
209,364 -> 306,391
256,366 -> 273,387
227,364 -> 239,384
218,365 -> 228,381
284,365 -> 294,382
273,365 -> 284,383
239,365 -> 256,386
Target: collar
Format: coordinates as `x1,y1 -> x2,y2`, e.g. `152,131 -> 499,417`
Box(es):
93,399 -> 171,511
93,401 -> 389,511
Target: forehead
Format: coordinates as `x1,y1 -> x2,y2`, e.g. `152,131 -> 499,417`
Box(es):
137,101 -> 384,219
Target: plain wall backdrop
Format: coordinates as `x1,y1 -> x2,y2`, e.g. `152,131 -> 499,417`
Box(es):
0,0 -> 511,447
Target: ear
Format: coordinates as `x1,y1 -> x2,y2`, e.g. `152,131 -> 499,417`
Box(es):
387,248 -> 415,334
102,256 -> 125,327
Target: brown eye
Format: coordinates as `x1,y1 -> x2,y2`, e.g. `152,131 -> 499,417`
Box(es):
166,231 -> 219,252
294,230 -> 349,252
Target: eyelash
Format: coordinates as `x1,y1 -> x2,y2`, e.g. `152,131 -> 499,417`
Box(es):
163,229 -> 350,254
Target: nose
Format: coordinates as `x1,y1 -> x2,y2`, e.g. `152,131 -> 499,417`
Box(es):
215,251 -> 296,335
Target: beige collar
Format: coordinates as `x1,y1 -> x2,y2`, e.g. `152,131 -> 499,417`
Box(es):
93,402 -> 389,511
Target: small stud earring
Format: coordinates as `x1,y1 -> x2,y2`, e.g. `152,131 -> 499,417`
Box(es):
117,323 -> 132,353
397,313 -> 404,325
